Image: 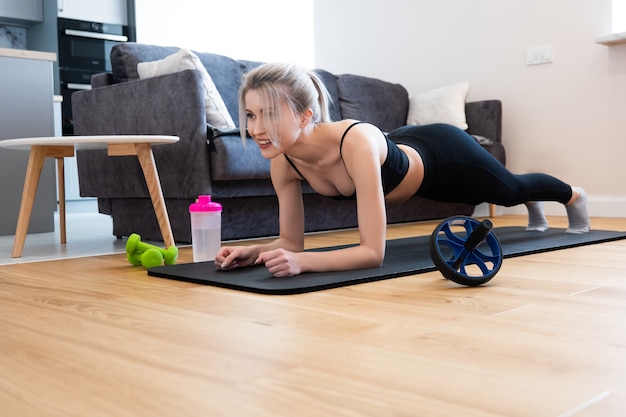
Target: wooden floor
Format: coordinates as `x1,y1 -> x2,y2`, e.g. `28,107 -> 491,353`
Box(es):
1,215 -> 625,417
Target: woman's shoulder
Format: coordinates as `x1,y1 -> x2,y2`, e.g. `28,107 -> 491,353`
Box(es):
270,154 -> 304,184
320,119 -> 381,134
312,120 -> 384,150
331,120 -> 386,141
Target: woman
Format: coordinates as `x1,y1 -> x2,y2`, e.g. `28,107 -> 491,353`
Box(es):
215,63 -> 589,277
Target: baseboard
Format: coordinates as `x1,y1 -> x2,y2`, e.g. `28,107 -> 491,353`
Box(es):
473,196 -> 626,218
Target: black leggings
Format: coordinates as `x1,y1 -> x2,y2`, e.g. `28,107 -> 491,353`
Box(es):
387,124 -> 573,207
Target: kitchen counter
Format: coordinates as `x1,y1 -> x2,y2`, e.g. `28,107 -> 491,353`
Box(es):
1,47 -> 57,235
0,47 -> 55,61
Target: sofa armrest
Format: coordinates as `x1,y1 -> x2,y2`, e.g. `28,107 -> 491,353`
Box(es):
90,72 -> 114,88
72,69 -> 212,199
465,100 -> 502,143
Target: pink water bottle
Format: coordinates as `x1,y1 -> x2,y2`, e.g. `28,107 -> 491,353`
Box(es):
189,195 -> 222,262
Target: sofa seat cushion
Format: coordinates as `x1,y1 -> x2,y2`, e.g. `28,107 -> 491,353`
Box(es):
337,74 -> 409,132
210,135 -> 271,180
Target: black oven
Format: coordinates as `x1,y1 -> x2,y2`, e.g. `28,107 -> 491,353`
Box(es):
57,17 -> 129,134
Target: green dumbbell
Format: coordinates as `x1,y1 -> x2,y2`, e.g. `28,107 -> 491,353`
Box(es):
127,248 -> 164,268
125,233 -> 179,266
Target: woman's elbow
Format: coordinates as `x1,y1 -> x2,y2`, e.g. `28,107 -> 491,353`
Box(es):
365,248 -> 385,268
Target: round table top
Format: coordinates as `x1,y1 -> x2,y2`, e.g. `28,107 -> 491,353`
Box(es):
0,135 -> 179,151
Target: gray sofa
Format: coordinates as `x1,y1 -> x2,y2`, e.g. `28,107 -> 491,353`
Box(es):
72,43 -> 505,243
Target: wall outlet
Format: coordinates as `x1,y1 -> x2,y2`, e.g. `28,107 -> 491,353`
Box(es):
526,45 -> 554,65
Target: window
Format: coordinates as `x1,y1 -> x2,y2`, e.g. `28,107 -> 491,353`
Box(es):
596,0 -> 626,45
135,0 -> 315,67
613,0 -> 626,32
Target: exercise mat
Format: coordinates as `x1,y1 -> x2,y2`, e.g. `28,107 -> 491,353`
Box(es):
148,227 -> 626,295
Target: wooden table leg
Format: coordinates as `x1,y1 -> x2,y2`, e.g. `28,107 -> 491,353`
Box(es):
12,146 -> 48,258
56,157 -> 66,244
133,143 -> 175,248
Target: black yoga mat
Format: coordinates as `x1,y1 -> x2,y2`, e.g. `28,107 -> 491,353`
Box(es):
148,227 -> 626,295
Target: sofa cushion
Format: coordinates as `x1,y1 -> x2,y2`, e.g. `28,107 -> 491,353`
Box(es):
111,43 -> 181,82
193,52 -> 244,125
407,82 -> 469,130
239,59 -> 264,72
137,48 -> 235,129
336,74 -> 409,132
110,43 -> 244,126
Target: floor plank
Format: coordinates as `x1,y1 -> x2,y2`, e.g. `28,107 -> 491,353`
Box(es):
0,215 -> 625,416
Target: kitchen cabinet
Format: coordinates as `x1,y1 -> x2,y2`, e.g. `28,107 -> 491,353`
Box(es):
0,48 -> 57,235
0,0 -> 43,26
57,0 -> 127,25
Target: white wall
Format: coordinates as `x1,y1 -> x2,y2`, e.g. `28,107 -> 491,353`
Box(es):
134,0 -> 315,67
133,0 -> 625,218
315,0 -> 626,218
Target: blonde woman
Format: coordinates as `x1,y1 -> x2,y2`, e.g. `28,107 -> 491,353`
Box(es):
215,63 -> 589,277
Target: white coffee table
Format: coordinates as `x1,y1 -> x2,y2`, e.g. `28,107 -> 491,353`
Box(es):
0,135 -> 179,258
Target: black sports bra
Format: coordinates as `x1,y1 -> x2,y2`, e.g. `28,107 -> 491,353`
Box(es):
284,122 -> 409,200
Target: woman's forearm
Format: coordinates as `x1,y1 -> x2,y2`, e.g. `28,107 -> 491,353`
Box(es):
250,236 -> 304,259
297,244 -> 384,273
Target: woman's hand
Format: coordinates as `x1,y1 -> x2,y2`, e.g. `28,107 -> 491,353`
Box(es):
215,246 -> 258,270
256,249 -> 302,277
216,246 -> 303,277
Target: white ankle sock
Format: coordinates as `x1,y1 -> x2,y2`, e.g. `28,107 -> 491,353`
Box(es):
526,201 -> 549,232
566,187 -> 590,234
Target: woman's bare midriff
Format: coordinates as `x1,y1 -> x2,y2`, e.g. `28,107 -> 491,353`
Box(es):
384,144 -> 425,203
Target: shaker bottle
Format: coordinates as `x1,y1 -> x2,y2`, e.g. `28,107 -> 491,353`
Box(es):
189,195 -> 222,262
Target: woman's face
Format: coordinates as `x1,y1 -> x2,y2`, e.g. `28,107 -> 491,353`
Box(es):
245,89 -> 302,158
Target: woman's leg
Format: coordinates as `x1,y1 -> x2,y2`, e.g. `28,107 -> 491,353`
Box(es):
525,201 -> 549,231
565,187 -> 589,233
388,124 -> 589,233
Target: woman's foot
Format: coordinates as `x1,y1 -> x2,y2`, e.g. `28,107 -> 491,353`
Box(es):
525,201 -> 549,231
565,187 -> 590,234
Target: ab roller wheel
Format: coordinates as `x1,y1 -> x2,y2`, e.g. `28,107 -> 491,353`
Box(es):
429,216 -> 503,286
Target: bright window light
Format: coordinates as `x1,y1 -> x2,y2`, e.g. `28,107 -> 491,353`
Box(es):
135,0 -> 315,67
614,0 -> 626,32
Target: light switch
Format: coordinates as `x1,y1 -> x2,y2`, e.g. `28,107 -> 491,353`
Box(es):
526,46 -> 554,65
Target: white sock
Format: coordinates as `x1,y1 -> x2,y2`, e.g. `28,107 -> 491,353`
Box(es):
566,187 -> 590,234
525,201 -> 549,232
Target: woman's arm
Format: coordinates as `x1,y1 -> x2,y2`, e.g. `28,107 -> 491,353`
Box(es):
218,124 -> 388,276
215,156 -> 305,269
257,124 -> 388,276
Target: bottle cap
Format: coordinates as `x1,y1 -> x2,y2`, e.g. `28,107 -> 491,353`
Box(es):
189,195 -> 222,212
